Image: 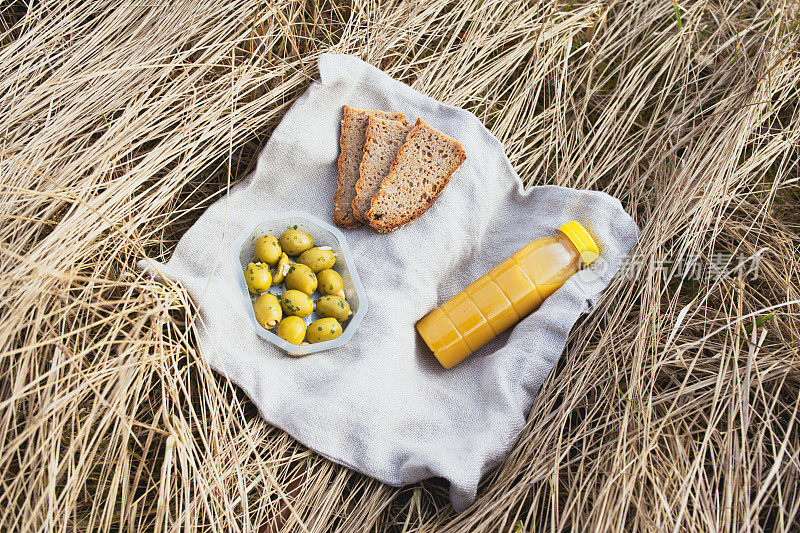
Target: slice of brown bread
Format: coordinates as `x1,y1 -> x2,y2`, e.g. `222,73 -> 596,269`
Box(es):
351,116 -> 413,223
365,119 -> 466,233
333,106 -> 405,228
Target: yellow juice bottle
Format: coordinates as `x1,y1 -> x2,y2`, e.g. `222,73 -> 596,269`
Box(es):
416,221 -> 599,369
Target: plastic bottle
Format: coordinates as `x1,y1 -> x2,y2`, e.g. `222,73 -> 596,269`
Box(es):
416,221 -> 599,369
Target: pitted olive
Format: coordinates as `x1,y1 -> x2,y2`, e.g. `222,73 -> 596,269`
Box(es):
280,290 -> 314,318
272,253 -> 291,283
254,234 -> 282,265
244,262 -> 272,294
316,269 -> 344,296
297,247 -> 336,273
279,230 -> 314,256
276,316 -> 306,345
253,293 -> 282,329
315,295 -> 351,322
306,317 -> 343,343
284,264 -> 318,295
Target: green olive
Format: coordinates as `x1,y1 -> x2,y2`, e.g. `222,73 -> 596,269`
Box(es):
315,295 -> 351,322
284,264 -> 318,295
276,316 -> 306,345
279,230 -> 314,257
253,293 -> 282,329
271,253 -> 290,283
316,269 -> 344,296
254,234 -> 282,265
280,290 -> 314,318
297,247 -> 336,273
306,317 -> 343,343
244,262 -> 272,294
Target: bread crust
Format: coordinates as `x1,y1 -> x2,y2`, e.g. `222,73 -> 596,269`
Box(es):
365,118 -> 466,233
333,105 -> 405,228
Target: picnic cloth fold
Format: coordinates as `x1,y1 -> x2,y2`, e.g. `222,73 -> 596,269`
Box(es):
138,53 -> 638,511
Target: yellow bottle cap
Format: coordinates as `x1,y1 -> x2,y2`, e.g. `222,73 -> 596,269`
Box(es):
558,221 -> 600,266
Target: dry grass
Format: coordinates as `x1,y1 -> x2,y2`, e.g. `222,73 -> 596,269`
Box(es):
1,0 -> 799,531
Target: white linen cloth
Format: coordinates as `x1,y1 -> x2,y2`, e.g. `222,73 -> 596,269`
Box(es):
139,53 -> 638,511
